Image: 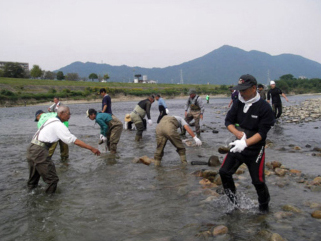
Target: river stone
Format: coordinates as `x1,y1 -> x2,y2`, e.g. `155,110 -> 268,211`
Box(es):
290,169 -> 301,175
311,176 -> 321,185
270,233 -> 286,241
208,155 -> 221,167
212,225 -> 228,236
310,185 -> 321,192
202,170 -> 218,178
293,146 -> 301,150
275,168 -> 287,176
312,147 -> 321,152
272,161 -> 282,169
282,204 -> 301,213
218,146 -> 230,154
213,175 -> 222,185
139,156 -> 152,165
132,157 -> 140,163
235,168 -> 245,175
265,170 -> 272,176
203,189 -> 220,197
311,210 -> 321,219
274,211 -> 293,220
201,195 -> 219,203
266,162 -> 273,170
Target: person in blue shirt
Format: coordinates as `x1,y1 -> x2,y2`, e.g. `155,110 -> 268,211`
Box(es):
87,108 -> 122,154
155,94 -> 169,123
100,88 -> 112,114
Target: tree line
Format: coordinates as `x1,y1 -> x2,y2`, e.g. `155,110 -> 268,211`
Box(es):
0,62 -> 109,82
273,74 -> 321,94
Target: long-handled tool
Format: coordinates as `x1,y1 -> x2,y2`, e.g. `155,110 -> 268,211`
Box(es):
191,155 -> 220,166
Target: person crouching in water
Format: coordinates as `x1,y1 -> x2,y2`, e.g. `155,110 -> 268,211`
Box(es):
154,115 -> 202,166
87,109 -> 123,154
130,95 -> 155,141
219,74 -> 275,213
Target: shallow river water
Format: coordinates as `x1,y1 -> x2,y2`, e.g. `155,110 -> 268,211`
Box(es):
1,95 -> 321,241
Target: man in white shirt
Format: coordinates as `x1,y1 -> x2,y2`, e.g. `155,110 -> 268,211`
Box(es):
48,97 -> 61,112
154,115 -> 202,166
27,106 -> 100,194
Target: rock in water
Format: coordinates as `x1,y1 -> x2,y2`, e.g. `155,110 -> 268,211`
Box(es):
213,225 -> 228,236
208,155 -> 221,166
139,156 -> 152,165
218,146 -> 230,154
311,210 -> 321,219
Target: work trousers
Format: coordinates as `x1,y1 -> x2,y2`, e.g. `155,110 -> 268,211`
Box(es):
185,110 -> 201,134
130,112 -> 145,137
107,115 -> 123,152
272,103 -> 282,119
154,116 -> 186,162
27,144 -> 59,194
157,105 -> 167,123
219,146 -> 270,207
49,140 -> 69,160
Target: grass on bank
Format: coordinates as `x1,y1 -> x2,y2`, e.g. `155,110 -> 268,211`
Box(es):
0,77 -> 229,106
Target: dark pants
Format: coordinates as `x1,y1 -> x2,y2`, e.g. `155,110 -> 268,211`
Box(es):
27,144 -> 59,194
157,105 -> 167,123
219,146 -> 270,207
272,103 -> 282,119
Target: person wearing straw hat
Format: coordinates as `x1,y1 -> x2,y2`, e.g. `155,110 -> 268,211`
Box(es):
87,108 -> 123,154
267,80 -> 289,120
219,74 -> 275,213
181,89 -> 204,137
124,113 -> 134,130
154,115 -> 202,166
129,95 -> 155,141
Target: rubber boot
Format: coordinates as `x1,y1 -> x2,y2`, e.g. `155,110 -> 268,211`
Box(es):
224,188 -> 239,207
154,159 -> 161,166
135,135 -> 142,142
180,155 -> 187,165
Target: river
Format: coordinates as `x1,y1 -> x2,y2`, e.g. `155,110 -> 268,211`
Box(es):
0,95 -> 320,240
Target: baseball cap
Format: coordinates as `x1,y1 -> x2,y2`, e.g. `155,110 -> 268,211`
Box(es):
233,74 -> 257,91
270,80 -> 276,85
189,89 -> 196,95
34,110 -> 44,122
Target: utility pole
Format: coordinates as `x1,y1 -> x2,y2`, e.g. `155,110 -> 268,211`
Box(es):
180,69 -> 184,84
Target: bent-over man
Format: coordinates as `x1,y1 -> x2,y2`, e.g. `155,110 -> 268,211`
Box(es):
35,110 -> 69,161
219,74 -> 275,213
87,108 -> 123,154
154,115 -> 202,166
130,95 -> 155,141
27,106 -> 100,194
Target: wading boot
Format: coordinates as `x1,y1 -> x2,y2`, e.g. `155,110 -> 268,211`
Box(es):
180,155 -> 187,165
154,160 -> 161,166
259,203 -> 269,214
135,135 -> 142,142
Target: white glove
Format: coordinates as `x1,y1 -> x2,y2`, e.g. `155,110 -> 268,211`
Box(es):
124,122 -> 128,130
229,139 -> 247,153
241,132 -> 247,140
165,108 -> 169,114
100,134 -> 107,141
147,119 -> 153,125
193,136 -> 202,146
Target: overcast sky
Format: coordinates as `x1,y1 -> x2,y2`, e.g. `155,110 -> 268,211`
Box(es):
1,0 -> 320,71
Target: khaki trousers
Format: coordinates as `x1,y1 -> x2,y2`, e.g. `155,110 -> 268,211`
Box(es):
107,115 -> 123,152
185,110 -> 201,134
154,116 -> 186,162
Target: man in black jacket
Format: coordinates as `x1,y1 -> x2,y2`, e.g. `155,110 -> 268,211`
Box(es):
267,81 -> 288,119
219,74 -> 275,213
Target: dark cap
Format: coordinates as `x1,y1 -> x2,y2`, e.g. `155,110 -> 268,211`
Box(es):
34,110 -> 44,122
233,74 -> 257,91
189,89 -> 196,95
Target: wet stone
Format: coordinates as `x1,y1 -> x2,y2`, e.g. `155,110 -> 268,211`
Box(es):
272,161 -> 282,169
282,204 -> 302,213
274,211 -> 293,220
311,176 -> 321,185
212,225 -> 228,236
218,146 -> 230,154
311,210 -> 321,219
208,155 -> 221,167
270,233 -> 287,241
275,168 -> 287,177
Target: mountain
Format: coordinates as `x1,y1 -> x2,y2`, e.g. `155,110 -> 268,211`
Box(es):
55,45 -> 321,85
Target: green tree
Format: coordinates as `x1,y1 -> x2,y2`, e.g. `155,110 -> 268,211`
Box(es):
89,73 -> 98,81
279,74 -> 294,81
56,71 -> 64,80
44,71 -> 56,80
30,65 -> 43,79
103,74 -> 110,81
3,62 -> 26,78
65,73 -> 79,81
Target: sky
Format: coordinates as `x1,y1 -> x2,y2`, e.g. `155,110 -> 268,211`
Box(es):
1,0 -> 321,71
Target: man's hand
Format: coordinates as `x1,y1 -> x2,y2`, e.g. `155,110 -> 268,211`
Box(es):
147,119 -> 153,125
200,113 -> 203,120
229,139 -> 247,153
100,134 -> 107,141
193,136 -> 202,146
165,108 -> 169,114
91,148 -> 101,156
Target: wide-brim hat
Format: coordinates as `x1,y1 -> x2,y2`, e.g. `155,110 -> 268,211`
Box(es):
125,113 -> 131,122
233,74 -> 257,91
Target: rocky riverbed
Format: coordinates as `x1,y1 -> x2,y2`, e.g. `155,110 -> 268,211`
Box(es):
0,95 -> 321,241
